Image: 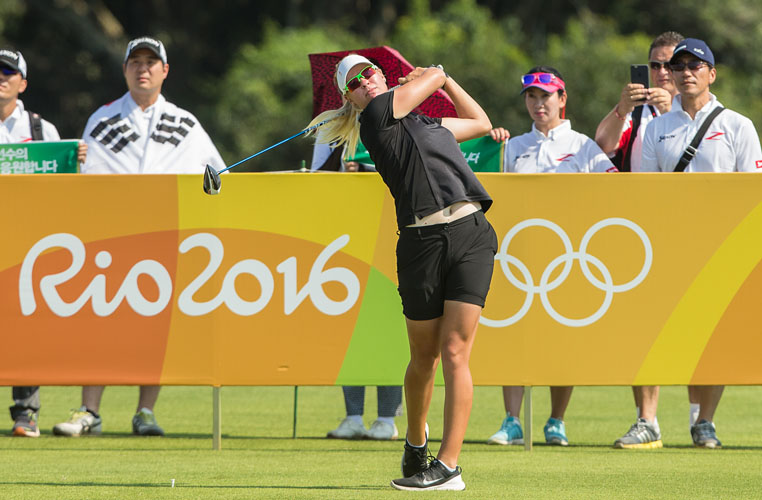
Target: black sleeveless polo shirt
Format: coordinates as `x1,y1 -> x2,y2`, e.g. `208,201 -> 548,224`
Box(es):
359,91 -> 493,229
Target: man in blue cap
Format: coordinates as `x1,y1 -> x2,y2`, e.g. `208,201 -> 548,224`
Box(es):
641,38 -> 761,173
635,38 -> 762,449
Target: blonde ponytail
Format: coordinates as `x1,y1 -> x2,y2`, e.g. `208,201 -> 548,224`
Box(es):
307,100 -> 362,160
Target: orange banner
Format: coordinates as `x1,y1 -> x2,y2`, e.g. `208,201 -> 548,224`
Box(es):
1,173 -> 761,386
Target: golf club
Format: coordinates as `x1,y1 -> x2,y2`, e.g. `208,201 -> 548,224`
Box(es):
202,115 -> 342,195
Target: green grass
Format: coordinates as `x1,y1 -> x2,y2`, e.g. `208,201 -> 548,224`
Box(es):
3,385 -> 762,499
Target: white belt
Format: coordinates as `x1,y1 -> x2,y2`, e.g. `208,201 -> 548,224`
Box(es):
406,201 -> 482,227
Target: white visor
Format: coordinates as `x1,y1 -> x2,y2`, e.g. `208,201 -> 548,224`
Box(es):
336,54 -> 374,92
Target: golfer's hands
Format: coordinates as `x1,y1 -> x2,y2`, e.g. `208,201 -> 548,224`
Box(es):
490,127 -> 511,143
77,141 -> 88,164
398,66 -> 427,85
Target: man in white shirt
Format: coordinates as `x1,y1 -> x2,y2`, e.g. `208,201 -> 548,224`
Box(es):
595,31 -> 684,172
1,48 -> 87,438
641,40 -> 762,173
637,38 -> 762,450
53,37 -> 225,439
599,33 -> 683,451
80,37 -> 224,174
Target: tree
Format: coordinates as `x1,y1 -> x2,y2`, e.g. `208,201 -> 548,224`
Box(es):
215,23 -> 361,171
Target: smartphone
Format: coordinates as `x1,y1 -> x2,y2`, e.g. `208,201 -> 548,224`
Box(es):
630,64 -> 649,100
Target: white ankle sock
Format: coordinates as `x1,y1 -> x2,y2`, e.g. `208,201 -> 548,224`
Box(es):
689,404 -> 700,427
376,416 -> 395,426
438,460 -> 457,472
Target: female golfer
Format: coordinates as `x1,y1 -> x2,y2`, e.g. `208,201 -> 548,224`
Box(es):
487,66 -> 613,449
309,55 -> 496,491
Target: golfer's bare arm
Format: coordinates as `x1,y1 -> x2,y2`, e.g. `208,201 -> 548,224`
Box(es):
393,66 -> 491,143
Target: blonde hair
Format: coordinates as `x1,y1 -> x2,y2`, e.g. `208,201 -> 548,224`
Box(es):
306,54 -> 373,159
307,101 -> 362,159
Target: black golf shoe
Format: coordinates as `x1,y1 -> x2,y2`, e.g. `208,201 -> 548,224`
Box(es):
401,439 -> 429,477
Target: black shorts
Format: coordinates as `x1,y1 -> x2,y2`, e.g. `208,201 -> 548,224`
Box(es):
396,210 -> 498,321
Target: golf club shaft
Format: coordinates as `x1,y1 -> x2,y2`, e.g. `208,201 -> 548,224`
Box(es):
217,116 -> 340,174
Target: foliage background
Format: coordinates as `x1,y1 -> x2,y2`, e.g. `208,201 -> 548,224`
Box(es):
2,0 -> 761,170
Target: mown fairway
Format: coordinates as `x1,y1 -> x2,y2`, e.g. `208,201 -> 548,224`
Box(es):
3,385 -> 762,499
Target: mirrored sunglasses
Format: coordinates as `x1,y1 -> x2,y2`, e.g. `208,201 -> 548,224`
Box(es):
344,66 -> 377,94
521,73 -> 556,86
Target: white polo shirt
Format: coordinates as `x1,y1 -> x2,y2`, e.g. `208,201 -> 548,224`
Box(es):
82,92 -> 225,174
503,120 -> 615,173
640,93 -> 762,172
0,99 -> 60,143
619,97 -> 680,172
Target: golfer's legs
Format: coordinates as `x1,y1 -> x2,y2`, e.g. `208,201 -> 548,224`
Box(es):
404,316 -> 441,446
437,300 -> 481,468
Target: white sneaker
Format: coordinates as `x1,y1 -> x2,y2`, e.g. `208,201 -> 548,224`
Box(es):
326,417 -> 367,439
367,420 -> 399,440
53,406 -> 102,437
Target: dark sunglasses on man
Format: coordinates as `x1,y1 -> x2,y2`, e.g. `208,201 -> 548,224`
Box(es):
669,60 -> 710,72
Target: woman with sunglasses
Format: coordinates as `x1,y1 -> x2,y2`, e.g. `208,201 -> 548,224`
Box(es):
308,54 -> 496,491
487,65 -> 614,449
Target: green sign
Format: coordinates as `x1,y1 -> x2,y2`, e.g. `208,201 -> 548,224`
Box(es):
347,142 -> 373,165
348,135 -> 503,172
0,140 -> 79,174
459,135 -> 504,172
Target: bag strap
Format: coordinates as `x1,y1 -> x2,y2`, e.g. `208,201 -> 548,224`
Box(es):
621,106 -> 643,172
28,111 -> 43,141
621,105 -> 658,172
674,106 -> 724,172
621,105 -> 656,172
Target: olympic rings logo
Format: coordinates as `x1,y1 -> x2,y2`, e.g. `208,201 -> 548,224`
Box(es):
480,218 -> 652,328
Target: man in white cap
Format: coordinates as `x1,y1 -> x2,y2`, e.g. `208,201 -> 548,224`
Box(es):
1,48 -> 87,437
79,36 -> 224,174
53,36 -> 225,438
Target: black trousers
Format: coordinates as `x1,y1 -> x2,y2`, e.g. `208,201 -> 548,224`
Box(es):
10,386 -> 40,420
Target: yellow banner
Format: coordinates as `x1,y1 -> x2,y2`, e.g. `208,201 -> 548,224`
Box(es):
1,173 -> 761,386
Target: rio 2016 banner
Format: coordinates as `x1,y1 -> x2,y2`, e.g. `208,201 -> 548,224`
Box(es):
2,173 -> 762,387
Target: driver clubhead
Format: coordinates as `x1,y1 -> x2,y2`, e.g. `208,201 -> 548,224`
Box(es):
203,164 -> 221,195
